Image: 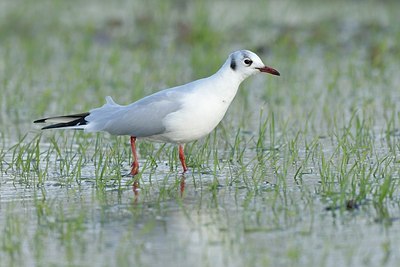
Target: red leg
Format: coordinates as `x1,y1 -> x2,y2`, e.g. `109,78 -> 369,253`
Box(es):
178,144 -> 188,173
130,136 -> 139,176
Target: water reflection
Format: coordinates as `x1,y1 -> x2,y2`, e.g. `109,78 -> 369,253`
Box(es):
131,174 -> 186,202
132,180 -> 140,203
180,175 -> 185,197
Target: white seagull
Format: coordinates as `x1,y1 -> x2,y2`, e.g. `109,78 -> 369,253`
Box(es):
34,50 -> 280,175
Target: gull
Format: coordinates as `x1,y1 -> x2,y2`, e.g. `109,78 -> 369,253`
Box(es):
34,50 -> 280,175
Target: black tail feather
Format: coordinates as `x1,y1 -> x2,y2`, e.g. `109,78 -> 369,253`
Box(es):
34,112 -> 90,130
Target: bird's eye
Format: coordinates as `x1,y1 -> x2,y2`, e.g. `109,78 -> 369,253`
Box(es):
243,58 -> 253,66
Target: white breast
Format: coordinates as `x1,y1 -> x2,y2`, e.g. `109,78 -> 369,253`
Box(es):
144,71 -> 241,144
159,92 -> 229,143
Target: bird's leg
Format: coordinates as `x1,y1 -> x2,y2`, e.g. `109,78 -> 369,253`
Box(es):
130,136 -> 139,176
178,144 -> 188,173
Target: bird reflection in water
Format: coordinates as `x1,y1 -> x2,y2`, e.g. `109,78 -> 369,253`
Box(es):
131,175 -> 186,202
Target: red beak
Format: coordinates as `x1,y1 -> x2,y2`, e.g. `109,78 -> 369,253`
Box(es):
257,66 -> 280,76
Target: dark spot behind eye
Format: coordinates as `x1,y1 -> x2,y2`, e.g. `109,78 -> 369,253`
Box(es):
230,58 -> 236,70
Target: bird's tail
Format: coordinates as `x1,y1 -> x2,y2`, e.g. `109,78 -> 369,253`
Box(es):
34,112 -> 90,130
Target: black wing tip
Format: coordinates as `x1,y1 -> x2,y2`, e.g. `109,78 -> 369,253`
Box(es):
33,112 -> 90,130
34,118 -> 46,124
40,123 -> 78,130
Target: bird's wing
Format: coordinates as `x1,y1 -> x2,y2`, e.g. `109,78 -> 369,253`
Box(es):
85,89 -> 185,137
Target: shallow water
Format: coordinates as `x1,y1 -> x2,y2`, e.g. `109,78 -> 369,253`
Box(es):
1,133 -> 400,267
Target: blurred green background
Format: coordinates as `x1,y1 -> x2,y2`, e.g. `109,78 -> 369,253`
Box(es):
1,0 -> 398,136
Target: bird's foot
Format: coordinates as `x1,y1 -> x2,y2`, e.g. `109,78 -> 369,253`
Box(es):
130,168 -> 139,176
122,167 -> 139,177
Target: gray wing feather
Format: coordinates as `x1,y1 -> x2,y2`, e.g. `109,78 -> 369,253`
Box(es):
85,90 -> 183,137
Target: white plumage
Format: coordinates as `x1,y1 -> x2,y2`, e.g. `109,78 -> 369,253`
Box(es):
35,50 -> 280,174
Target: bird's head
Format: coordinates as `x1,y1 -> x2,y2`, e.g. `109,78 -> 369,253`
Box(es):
228,50 -> 280,80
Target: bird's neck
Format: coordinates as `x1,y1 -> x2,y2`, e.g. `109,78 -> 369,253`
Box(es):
215,60 -> 246,84
205,64 -> 243,104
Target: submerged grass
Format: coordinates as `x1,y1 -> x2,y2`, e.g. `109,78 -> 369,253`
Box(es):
1,0 -> 400,266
